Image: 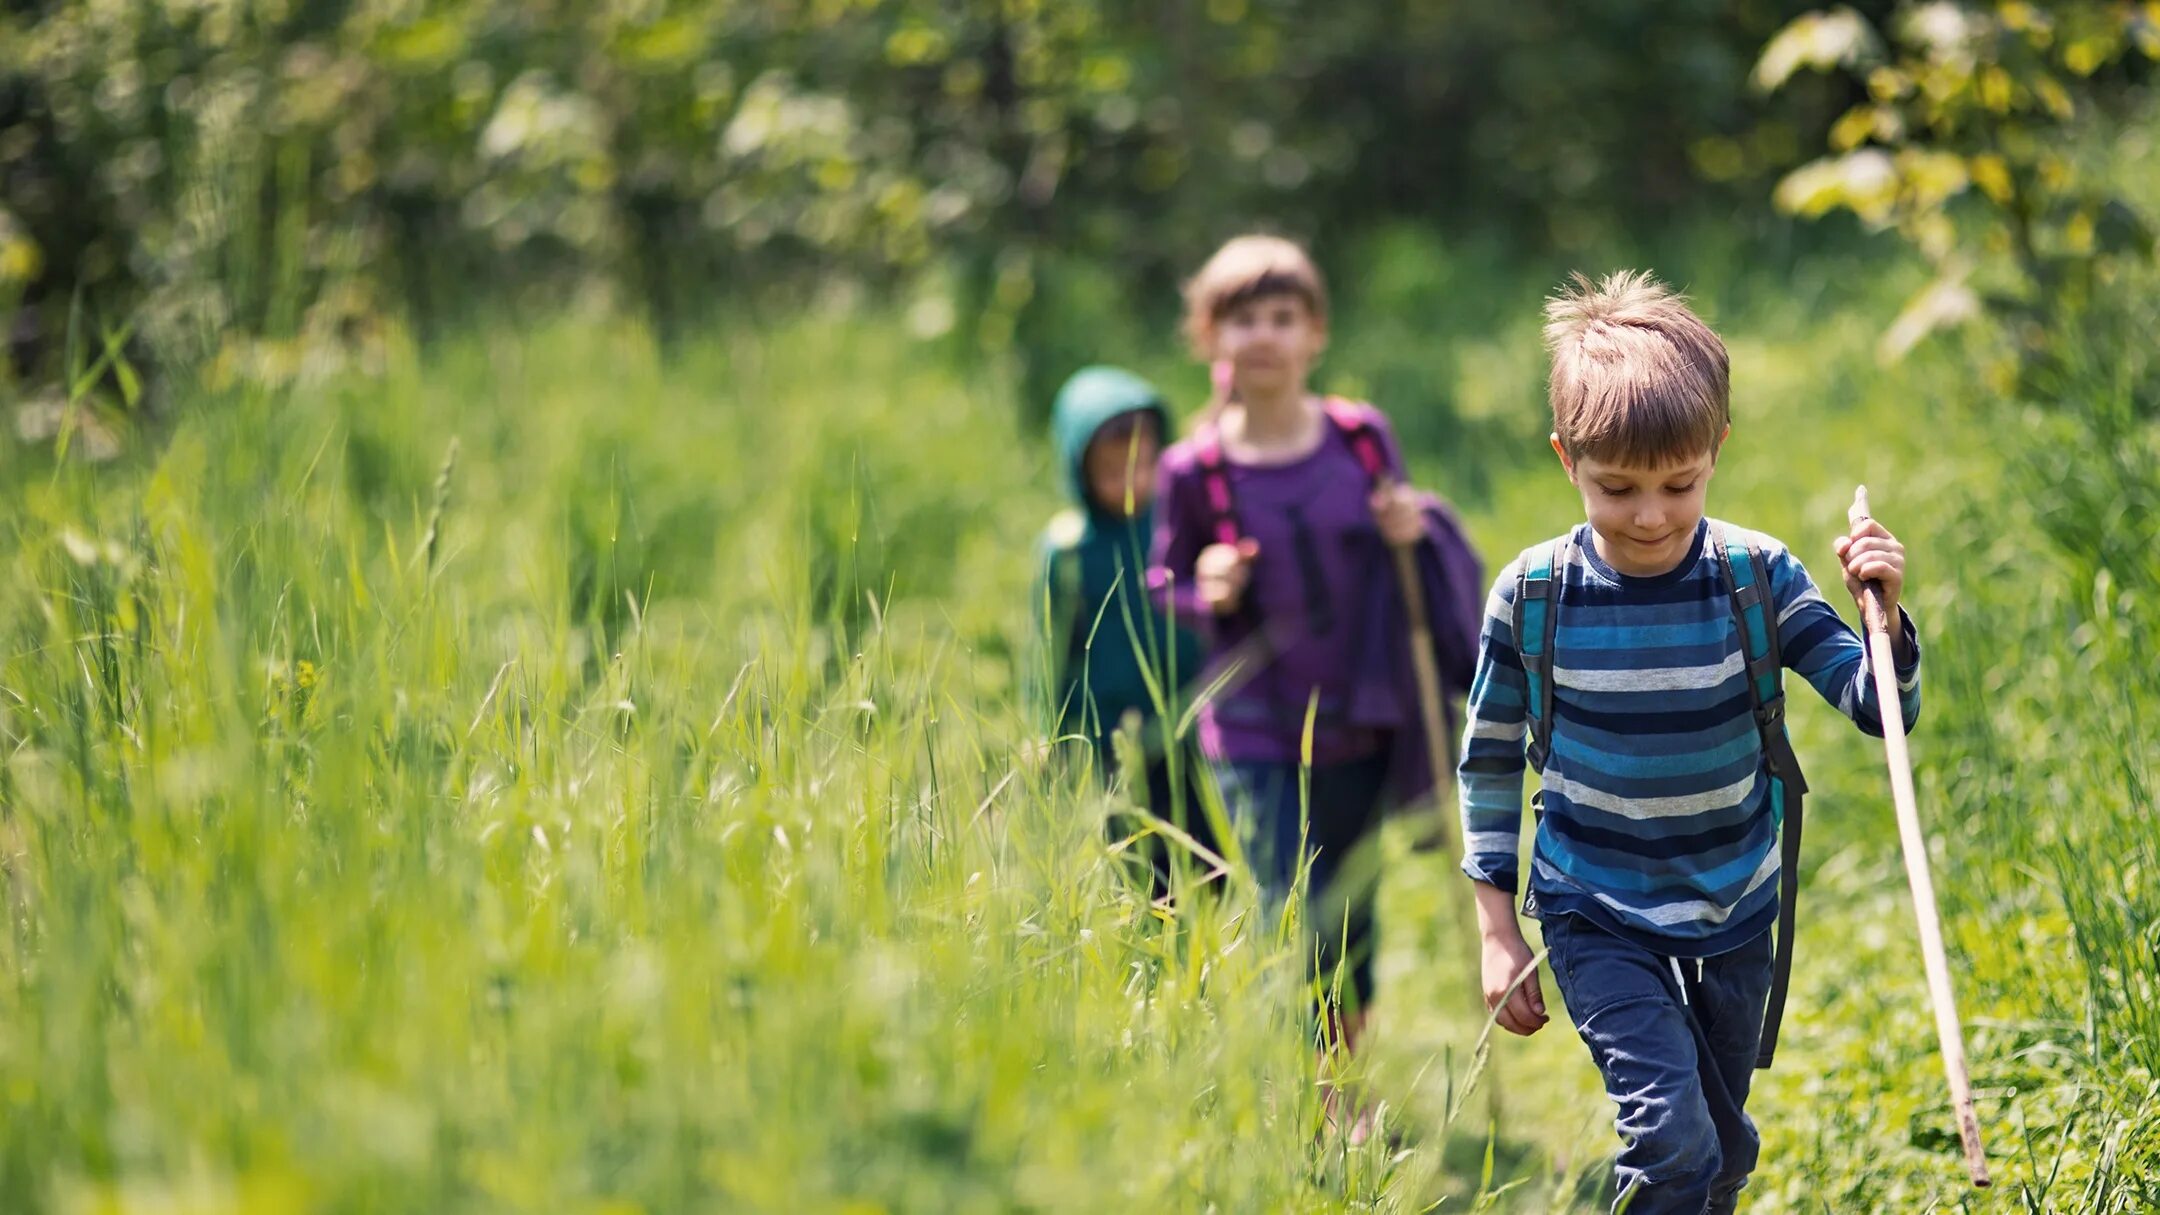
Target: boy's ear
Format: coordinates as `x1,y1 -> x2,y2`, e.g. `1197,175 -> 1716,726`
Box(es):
1712,423 -> 1732,462
1549,433 -> 1574,477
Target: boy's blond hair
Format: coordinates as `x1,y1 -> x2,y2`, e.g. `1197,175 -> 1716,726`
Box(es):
1544,270 -> 1729,468
1181,234 -> 1328,355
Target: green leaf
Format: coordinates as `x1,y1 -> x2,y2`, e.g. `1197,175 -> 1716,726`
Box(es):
1754,7 -> 1880,93
1773,150 -> 1899,224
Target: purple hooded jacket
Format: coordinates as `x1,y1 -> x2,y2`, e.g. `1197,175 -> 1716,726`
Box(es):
1146,400 -> 1484,807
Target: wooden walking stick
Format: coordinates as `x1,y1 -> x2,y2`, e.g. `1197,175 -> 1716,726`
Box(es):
1849,486 -> 1990,1187
1385,523 -> 1506,1128
1386,534 -> 1458,855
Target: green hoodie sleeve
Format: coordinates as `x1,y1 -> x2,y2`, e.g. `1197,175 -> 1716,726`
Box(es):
1025,512 -> 1086,737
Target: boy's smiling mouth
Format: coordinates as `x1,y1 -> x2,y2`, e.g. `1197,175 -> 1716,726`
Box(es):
1595,524 -> 1701,577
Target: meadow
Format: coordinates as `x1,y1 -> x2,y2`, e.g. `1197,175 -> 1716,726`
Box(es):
2,232 -> 2156,1213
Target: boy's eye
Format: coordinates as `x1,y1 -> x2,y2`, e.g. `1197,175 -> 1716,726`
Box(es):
1599,485 -> 1633,497
1665,482 -> 1697,494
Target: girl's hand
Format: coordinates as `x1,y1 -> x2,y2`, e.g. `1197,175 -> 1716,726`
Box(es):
1371,483 -> 1424,548
1834,517 -> 1906,623
1196,539 -> 1260,616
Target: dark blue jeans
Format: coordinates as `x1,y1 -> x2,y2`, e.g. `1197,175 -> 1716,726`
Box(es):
1539,912 -> 1776,1215
1215,747 -> 1392,1012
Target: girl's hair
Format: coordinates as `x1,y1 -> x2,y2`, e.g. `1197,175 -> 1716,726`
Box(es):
1183,234 -> 1328,424
1181,234 -> 1327,357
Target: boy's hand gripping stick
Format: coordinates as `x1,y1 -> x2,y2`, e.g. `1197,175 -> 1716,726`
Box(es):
1849,486 -> 1990,1188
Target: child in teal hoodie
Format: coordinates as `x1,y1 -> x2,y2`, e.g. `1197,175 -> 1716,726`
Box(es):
1031,366 -> 1213,893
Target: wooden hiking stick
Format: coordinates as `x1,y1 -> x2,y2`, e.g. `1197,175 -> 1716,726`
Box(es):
1849,486 -> 1990,1187
1381,489 -> 1506,1134
1386,532 -> 1459,855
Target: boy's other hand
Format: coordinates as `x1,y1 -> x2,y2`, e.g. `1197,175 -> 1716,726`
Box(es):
1370,483 -> 1424,548
1482,928 -> 1549,1037
1196,539 -> 1259,616
1833,516 -> 1906,622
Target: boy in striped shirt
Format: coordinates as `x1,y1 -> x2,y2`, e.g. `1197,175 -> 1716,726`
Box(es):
1459,271 -> 1918,1214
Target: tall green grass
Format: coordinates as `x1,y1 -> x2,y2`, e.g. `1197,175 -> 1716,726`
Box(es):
2,242 -> 2156,1212
0,316 -> 1517,1214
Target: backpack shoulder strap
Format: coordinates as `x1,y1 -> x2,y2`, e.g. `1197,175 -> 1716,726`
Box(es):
1712,524 -> 1806,792
1511,535 -> 1569,774
1321,397 -> 1390,483
1194,399 -> 1386,547
1719,527 -> 1781,712
1200,397 -> 1382,544
1710,522 -> 1810,1070
1189,428 -> 1242,547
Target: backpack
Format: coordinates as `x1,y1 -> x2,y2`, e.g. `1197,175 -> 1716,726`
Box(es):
1184,397 -> 1398,711
1190,397 -> 1391,544
1511,525 -> 1809,1070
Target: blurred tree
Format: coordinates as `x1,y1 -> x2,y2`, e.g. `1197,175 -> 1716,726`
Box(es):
1758,2 -> 2158,384
0,0 -> 1878,402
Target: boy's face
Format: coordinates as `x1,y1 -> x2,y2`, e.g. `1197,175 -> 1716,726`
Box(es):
1208,293 -> 1326,400
1083,411 -> 1162,518
1553,432 -> 1726,577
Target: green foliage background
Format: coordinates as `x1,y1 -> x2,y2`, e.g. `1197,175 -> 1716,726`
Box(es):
3,2 -> 2159,1212
2,1 -> 1892,382
4,233 -> 2158,1212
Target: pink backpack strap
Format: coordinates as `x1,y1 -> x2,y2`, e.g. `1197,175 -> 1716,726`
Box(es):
1322,397 -> 1391,483
1191,426 -> 1243,547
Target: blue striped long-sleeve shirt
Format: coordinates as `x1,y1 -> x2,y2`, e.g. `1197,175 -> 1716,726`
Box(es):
1457,518 -> 1921,956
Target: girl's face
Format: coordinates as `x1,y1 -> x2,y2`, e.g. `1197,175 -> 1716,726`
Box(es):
1208,293 -> 1326,401
1083,412 -> 1162,518
1556,437 -> 1722,577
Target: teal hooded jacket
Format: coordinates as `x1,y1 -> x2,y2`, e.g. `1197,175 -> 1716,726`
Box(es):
1031,367 -> 1204,761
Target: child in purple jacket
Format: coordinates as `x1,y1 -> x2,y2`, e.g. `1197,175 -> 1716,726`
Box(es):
1147,234 -> 1483,1138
